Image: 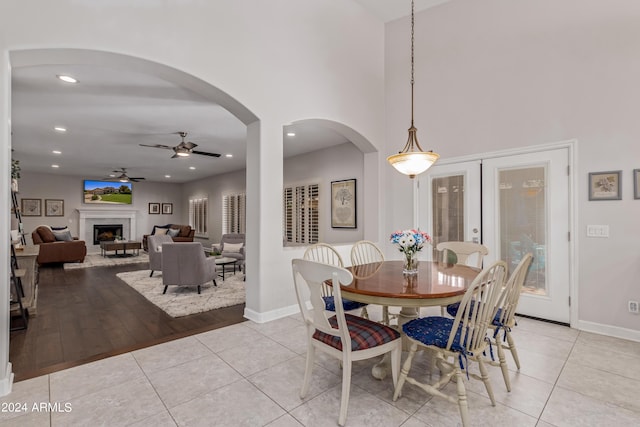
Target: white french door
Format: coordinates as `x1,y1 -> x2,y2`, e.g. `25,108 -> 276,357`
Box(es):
482,149 -> 570,323
418,147 -> 572,323
417,160 -> 482,261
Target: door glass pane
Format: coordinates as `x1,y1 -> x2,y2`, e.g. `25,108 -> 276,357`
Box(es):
499,167 -> 547,296
431,175 -> 464,258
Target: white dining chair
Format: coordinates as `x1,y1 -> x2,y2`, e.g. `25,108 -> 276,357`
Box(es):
292,258 -> 402,426
437,241 -> 489,315
447,252 -> 534,391
393,260 -> 507,427
350,240 -> 397,325
304,243 -> 369,319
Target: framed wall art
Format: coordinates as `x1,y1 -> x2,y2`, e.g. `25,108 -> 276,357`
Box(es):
588,170 -> 622,201
45,199 -> 64,216
634,169 -> 640,200
149,202 -> 160,214
331,179 -> 357,228
21,198 -> 41,216
162,203 -> 173,215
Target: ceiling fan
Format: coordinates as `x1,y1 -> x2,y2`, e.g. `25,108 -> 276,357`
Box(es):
139,131 -> 221,159
109,168 -> 145,182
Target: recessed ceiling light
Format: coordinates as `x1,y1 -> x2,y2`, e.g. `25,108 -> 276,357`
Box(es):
225,154 -> 233,158
57,75 -> 78,83
109,174 -> 116,177
51,164 -> 59,168
52,150 -> 62,154
287,132 -> 296,137
189,166 -> 196,170
54,126 -> 67,132
165,175 -> 171,178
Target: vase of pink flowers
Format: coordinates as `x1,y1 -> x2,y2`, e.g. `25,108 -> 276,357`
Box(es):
390,229 -> 432,275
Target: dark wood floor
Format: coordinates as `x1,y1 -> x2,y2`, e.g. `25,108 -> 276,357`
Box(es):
9,262 -> 246,382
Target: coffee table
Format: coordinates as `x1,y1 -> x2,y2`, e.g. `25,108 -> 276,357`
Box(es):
100,240 -> 142,257
214,257 -> 237,280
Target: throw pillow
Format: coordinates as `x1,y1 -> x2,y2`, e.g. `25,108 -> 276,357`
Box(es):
154,228 -> 168,236
166,228 -> 180,237
53,229 -> 73,241
36,226 -> 56,243
224,242 -> 243,253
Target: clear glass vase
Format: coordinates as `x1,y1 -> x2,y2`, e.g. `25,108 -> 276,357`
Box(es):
403,251 -> 419,275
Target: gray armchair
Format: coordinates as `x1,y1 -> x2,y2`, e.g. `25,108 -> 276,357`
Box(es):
218,233 -> 245,273
161,242 -> 217,294
148,234 -> 174,277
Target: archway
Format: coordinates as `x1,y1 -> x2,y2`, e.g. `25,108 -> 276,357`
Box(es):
6,48 -> 260,381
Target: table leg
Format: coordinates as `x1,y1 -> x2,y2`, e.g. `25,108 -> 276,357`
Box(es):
371,306 -> 420,380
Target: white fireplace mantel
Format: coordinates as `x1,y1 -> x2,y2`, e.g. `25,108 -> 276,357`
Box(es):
76,208 -> 138,244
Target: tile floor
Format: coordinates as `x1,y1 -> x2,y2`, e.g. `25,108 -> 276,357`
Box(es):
2,306 -> 640,426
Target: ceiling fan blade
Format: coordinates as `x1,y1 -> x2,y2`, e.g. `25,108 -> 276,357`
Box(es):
139,143 -> 173,150
192,150 -> 221,158
183,141 -> 197,150
129,177 -> 145,182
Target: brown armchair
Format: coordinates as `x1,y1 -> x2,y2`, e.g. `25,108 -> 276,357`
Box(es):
142,224 -> 195,251
31,226 -> 87,265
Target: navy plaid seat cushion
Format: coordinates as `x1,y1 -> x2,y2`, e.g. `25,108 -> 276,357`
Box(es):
313,314 -> 400,351
446,301 -> 503,325
323,296 -> 367,312
402,316 -> 466,353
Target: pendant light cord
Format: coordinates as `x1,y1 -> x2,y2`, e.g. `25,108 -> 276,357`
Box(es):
411,0 -> 415,128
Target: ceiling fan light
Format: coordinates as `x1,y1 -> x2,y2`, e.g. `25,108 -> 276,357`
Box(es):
176,151 -> 190,157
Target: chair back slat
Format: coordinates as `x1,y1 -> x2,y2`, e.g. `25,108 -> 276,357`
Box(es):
304,243 -> 344,297
350,240 -> 384,266
292,259 -> 353,344
496,253 -> 533,326
449,260 -> 507,353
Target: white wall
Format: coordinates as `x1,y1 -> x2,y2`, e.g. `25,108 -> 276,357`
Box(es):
384,0 -> 640,335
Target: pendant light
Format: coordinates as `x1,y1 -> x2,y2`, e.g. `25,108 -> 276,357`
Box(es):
387,0 -> 439,179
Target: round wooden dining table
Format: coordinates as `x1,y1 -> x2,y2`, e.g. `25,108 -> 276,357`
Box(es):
337,260 -> 481,379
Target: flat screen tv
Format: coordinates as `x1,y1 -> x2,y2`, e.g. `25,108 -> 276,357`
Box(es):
83,180 -> 133,205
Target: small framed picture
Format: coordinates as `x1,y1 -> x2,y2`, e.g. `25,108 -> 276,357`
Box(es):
162,203 -> 173,215
149,202 -> 160,214
45,199 -> 64,216
21,198 -> 42,216
331,179 -> 357,228
588,171 -> 622,201
634,169 -> 640,200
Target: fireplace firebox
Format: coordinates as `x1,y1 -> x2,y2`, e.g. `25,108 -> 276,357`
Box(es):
93,224 -> 124,245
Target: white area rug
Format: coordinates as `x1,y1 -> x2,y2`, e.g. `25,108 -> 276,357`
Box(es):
64,253 -> 149,269
115,269 -> 245,317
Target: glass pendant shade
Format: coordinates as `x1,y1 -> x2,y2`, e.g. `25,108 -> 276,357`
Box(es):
387,126 -> 439,179
388,151 -> 439,178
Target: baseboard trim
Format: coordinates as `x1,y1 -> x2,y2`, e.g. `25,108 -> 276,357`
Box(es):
0,362 -> 14,397
577,320 -> 640,343
244,304 -> 300,324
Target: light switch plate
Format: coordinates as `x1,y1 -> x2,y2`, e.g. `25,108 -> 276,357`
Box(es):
586,225 -> 610,238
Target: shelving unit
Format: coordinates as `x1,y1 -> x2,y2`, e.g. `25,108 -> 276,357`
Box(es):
10,189 -> 37,331
11,190 -> 26,245
10,244 -> 28,331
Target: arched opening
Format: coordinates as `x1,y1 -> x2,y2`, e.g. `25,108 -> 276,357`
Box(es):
7,48 -> 260,378
282,118 -> 380,247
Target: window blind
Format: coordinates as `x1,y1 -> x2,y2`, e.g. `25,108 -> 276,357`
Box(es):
283,183 -> 319,244
188,197 -> 208,237
222,193 -> 246,234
